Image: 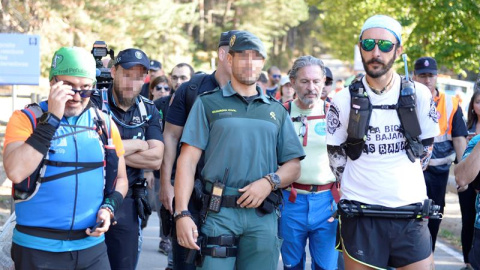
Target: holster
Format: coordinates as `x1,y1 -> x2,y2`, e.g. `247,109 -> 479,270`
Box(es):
132,178 -> 152,221
255,190 -> 283,217
160,205 -> 173,237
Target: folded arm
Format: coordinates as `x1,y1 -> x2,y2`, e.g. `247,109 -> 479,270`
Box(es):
123,139 -> 164,170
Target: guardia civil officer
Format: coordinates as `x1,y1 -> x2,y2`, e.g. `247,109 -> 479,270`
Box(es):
174,31 -> 305,270
326,15 -> 440,269
92,48 -> 164,270
4,46 -> 128,270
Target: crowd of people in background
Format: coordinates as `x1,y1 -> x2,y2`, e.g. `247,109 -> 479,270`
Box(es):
4,14 -> 480,270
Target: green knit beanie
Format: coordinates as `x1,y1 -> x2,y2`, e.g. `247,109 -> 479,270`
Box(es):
49,46 -> 97,83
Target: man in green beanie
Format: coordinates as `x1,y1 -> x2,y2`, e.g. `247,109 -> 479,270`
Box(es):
174,31 -> 304,270
3,46 -> 128,270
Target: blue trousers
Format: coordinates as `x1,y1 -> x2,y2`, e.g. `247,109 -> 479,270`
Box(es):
279,190 -> 338,270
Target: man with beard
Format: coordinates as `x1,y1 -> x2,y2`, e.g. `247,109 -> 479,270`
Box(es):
93,48 -> 164,270
279,56 -> 339,270
266,65 -> 281,97
170,63 -> 194,92
174,31 -> 304,270
326,15 -> 440,269
4,46 -> 128,270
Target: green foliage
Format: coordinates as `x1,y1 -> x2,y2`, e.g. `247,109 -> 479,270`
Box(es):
2,0 -> 479,78
313,0 -> 480,77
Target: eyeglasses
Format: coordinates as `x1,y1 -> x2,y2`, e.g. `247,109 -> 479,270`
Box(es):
71,89 -> 95,98
298,116 -> 307,137
272,74 -> 281,79
360,39 -> 396,53
155,85 -> 170,92
325,80 -> 333,86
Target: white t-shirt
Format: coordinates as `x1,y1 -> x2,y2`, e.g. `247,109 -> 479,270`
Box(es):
326,74 -> 440,207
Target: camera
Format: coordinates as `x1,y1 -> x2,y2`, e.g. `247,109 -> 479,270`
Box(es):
91,41 -> 114,90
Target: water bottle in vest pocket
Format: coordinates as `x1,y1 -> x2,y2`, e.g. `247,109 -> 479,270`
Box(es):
104,141 -> 119,196
345,93 -> 372,160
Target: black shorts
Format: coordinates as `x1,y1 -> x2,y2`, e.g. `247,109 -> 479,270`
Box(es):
339,215 -> 432,268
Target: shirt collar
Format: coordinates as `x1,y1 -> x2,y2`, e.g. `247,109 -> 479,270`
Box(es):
222,81 -> 271,104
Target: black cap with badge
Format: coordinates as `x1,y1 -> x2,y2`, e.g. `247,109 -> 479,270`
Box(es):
414,57 -> 438,75
149,60 -> 162,71
114,48 -> 150,70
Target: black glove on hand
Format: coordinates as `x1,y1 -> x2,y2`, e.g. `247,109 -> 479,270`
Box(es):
132,178 -> 153,221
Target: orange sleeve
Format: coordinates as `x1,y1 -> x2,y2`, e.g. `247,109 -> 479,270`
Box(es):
3,110 -> 34,149
109,117 -> 125,157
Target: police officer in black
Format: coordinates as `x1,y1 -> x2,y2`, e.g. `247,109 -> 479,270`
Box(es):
159,30 -> 237,270
92,48 -> 164,270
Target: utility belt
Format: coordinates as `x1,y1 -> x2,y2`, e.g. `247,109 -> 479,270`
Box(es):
286,182 -> 340,203
337,199 -> 442,220
186,234 -> 241,266
16,224 -> 88,241
201,181 -> 282,223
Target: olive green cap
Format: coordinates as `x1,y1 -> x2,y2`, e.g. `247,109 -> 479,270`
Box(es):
229,31 -> 267,59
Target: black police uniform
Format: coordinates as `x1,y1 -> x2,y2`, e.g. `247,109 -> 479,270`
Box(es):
162,71 -> 219,270
92,88 -> 163,270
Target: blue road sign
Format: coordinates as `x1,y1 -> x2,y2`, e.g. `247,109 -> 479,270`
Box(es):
0,34 -> 40,85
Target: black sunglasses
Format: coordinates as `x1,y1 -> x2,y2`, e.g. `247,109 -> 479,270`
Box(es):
71,89 -> 95,98
272,74 -> 281,79
360,39 -> 396,53
155,85 -> 170,92
325,80 -> 333,86
54,77 -> 95,98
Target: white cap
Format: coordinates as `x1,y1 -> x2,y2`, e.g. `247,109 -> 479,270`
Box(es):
280,76 -> 290,86
359,15 -> 402,45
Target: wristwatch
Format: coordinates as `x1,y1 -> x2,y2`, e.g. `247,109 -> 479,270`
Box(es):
38,112 -> 61,128
173,210 -> 192,222
267,173 -> 281,191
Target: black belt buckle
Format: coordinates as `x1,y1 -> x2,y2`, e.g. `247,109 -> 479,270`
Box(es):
310,185 -> 318,192
218,234 -> 235,246
212,246 -> 227,258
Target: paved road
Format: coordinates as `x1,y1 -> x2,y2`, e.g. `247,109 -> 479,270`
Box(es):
138,213 -> 465,270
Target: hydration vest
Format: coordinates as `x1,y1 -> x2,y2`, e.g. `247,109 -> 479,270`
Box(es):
283,100 -> 327,146
13,102 -> 118,201
344,76 -> 423,162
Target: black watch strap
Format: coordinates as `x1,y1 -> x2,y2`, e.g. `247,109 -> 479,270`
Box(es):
39,112 -> 61,128
173,210 -> 192,222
